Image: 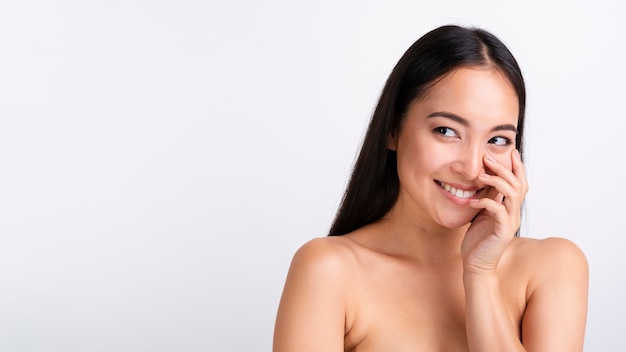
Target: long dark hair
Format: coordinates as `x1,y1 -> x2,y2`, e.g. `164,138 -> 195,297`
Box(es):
328,25 -> 526,236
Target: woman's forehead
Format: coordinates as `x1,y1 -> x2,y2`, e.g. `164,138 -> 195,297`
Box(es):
410,67 -> 519,126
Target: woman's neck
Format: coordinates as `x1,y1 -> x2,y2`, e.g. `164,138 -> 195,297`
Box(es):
366,202 -> 469,264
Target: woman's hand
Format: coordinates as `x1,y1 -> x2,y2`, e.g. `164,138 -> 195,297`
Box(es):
461,149 -> 528,275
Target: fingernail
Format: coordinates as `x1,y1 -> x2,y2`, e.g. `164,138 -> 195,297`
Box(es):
485,155 -> 496,162
515,150 -> 521,159
479,173 -> 490,179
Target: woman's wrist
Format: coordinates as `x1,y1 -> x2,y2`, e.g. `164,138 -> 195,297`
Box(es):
462,264 -> 500,280
463,270 -> 499,289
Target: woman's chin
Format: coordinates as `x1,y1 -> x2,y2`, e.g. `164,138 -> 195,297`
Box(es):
436,210 -> 480,229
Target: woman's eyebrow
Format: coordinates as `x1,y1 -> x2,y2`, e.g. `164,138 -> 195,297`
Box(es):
427,111 -> 468,125
426,111 -> 518,134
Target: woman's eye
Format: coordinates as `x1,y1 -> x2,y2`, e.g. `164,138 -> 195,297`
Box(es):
434,127 -> 458,137
489,136 -> 511,146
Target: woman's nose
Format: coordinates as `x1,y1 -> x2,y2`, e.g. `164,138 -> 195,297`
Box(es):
451,145 -> 486,180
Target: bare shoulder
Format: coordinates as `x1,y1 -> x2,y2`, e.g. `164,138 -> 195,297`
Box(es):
508,237 -> 588,293
274,236 -> 358,350
511,237 -> 589,350
288,236 -> 359,282
295,235 -> 358,256
510,236 -> 587,267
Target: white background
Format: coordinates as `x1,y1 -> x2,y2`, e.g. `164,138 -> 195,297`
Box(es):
1,1 -> 624,351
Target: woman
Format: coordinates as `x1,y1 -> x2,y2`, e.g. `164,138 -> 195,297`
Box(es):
274,25 -> 588,351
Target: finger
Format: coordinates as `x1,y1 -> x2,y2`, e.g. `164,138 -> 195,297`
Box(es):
511,150 -> 529,195
469,198 -> 519,236
495,192 -> 504,203
483,154 -> 519,188
469,197 -> 507,222
482,152 -> 528,204
479,172 -> 516,203
479,172 -> 523,217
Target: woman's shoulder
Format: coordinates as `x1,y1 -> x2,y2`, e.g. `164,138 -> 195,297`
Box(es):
506,237 -> 588,348
508,236 -> 588,287
275,236 -> 362,349
288,236 -> 360,277
278,237 -> 360,319
510,236 -> 587,263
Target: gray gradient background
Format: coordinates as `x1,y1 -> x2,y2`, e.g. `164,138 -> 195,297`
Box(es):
1,1 -> 624,351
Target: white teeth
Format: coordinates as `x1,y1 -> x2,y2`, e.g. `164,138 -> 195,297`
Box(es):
439,182 -> 477,199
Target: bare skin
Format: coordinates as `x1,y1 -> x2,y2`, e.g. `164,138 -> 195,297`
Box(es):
275,231 -> 587,351
273,68 -> 588,351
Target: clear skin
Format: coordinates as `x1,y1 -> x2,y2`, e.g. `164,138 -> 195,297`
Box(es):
274,67 -> 588,351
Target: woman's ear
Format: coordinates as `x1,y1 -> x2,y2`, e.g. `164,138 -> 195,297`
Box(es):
387,131 -> 398,151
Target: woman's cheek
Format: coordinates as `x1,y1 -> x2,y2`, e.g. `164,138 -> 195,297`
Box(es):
500,156 -> 513,172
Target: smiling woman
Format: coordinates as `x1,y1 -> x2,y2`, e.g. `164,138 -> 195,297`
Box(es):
273,25 -> 588,351
390,68 -> 520,229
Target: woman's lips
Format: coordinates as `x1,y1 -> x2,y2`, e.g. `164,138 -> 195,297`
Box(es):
436,181 -> 483,199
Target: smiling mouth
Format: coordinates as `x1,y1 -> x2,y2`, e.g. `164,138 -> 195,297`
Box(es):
436,181 -> 482,199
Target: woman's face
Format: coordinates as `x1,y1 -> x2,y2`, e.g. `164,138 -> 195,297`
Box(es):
389,67 -> 519,229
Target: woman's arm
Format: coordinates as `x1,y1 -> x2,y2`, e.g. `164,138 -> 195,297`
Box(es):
464,237 -> 588,351
462,151 -> 588,350
463,271 -> 526,351
460,150 -> 526,350
520,237 -> 589,351
273,238 -> 349,352
462,150 -> 528,350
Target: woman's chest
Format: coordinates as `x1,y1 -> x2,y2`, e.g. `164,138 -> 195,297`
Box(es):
343,260 -> 525,351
